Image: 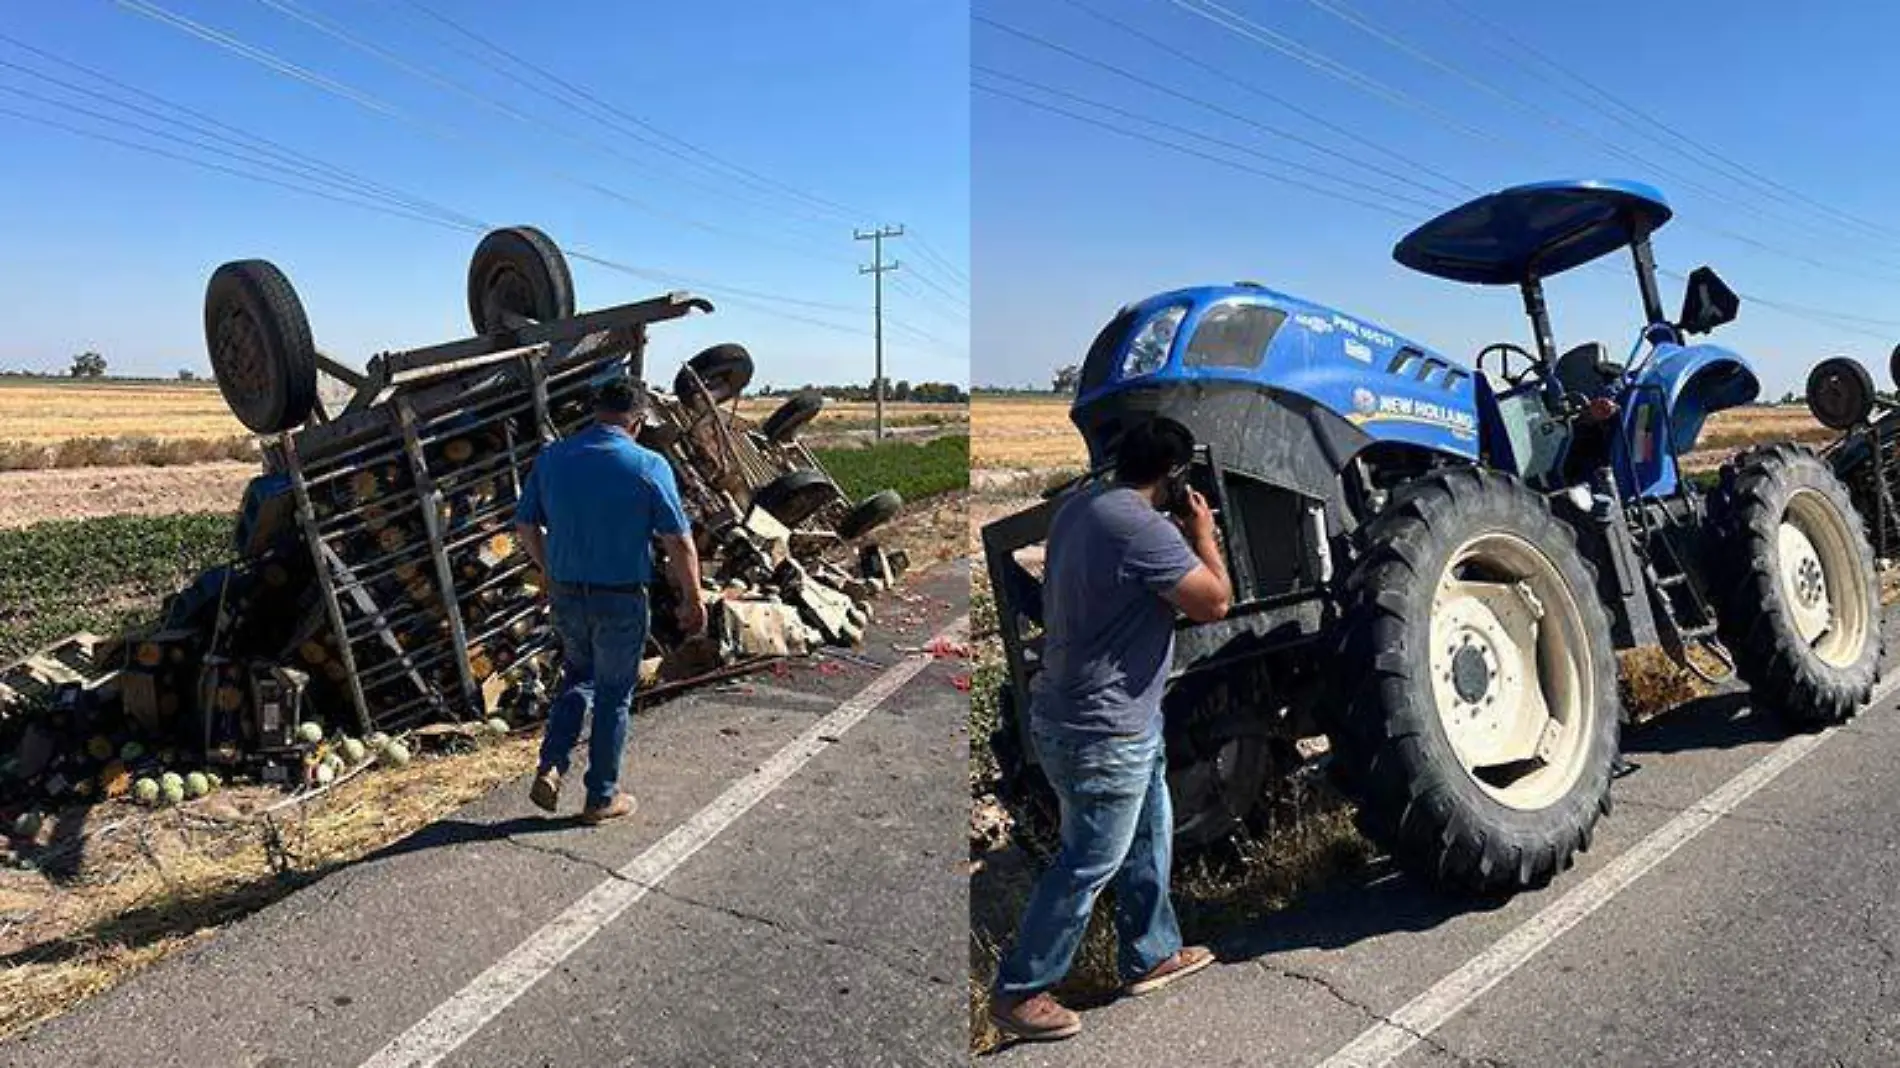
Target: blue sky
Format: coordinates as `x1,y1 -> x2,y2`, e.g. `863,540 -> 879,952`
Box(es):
0,0 -> 968,388
975,0 -> 1900,397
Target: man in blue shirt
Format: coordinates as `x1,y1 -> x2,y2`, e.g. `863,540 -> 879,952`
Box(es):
514,377 -> 706,824
990,419 -> 1232,1042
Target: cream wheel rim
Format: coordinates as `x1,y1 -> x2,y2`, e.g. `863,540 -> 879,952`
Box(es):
1777,488 -> 1871,668
1428,532 -> 1595,811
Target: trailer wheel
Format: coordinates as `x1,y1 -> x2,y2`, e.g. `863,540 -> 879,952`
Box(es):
761,390 -> 825,443
203,259 -> 318,434
467,226 -> 574,335
836,490 -> 903,540
1333,467 -> 1620,894
751,469 -> 839,529
1712,444 -> 1878,726
675,344 -> 755,405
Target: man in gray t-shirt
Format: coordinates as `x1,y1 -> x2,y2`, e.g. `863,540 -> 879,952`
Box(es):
990,419 -> 1234,1043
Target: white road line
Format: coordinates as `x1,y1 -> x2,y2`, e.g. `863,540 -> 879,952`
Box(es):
360,616 -> 969,1068
1314,671 -> 1900,1068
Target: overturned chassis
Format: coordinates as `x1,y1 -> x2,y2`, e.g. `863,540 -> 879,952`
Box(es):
985,180 -> 1879,895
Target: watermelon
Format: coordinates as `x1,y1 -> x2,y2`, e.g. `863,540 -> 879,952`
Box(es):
485,717 -> 510,736
10,811 -> 42,839
160,778 -> 185,805
120,741 -> 146,762
366,732 -> 390,751
314,761 -> 337,786
185,772 -> 209,799
160,772 -> 183,794
296,721 -> 324,745
340,738 -> 368,765
381,740 -> 411,767
87,735 -> 114,761
133,777 -> 160,805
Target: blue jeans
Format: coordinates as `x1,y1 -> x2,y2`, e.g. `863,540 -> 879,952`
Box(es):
538,588 -> 650,808
994,718 -> 1182,998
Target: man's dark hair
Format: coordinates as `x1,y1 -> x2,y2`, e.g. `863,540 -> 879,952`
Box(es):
1113,418 -> 1192,485
593,376 -> 639,415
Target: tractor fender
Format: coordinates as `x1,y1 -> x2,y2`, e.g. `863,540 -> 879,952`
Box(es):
1616,341 -> 1760,498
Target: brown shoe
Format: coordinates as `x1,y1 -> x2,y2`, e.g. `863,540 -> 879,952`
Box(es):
529,768 -> 561,813
580,792 -> 637,824
1124,945 -> 1215,997
989,991 -> 1081,1042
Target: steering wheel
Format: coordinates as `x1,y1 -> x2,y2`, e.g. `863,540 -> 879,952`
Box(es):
1476,342 -> 1544,389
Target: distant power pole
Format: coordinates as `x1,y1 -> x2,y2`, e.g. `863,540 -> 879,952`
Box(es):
855,224 -> 903,439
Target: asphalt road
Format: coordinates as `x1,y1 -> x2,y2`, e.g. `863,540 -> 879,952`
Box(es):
994,607 -> 1900,1068
0,562 -> 970,1068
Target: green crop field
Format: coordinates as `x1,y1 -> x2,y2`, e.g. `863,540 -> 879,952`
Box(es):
813,434 -> 969,504
0,513 -> 234,662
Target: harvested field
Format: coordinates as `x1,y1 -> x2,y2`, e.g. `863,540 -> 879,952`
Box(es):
971,393 -> 1830,474
0,462 -> 257,530
0,379 -> 966,471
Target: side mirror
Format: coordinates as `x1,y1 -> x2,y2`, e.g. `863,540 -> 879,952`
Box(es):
1677,265 -> 1739,335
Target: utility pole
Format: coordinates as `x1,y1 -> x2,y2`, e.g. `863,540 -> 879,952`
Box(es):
855,224 -> 903,439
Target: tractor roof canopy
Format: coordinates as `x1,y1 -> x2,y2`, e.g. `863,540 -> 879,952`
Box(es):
1394,179 -> 1673,285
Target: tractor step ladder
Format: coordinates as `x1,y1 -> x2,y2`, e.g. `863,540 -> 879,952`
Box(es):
1643,533 -> 1734,683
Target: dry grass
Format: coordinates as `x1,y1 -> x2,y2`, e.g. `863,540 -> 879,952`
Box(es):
0,734 -> 542,1041
0,436 -> 258,472
0,380 -> 243,443
741,397 -> 968,433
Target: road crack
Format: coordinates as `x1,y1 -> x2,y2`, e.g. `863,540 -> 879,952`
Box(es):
494,834 -> 949,988
1256,961 -> 1515,1068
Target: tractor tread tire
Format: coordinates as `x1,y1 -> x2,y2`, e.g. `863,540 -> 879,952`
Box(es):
203,259 -> 318,434
1712,443 -> 1878,727
1330,466 -> 1621,895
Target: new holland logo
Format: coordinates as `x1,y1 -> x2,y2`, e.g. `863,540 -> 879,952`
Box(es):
1346,388 -> 1476,439
1351,387 -> 1379,414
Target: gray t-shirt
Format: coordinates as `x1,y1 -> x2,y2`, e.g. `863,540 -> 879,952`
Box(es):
1030,484 -> 1200,736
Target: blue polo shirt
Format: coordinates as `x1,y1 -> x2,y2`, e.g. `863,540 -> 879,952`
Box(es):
514,423 -> 691,585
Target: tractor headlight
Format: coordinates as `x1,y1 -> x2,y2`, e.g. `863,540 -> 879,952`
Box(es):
1120,305 -> 1186,380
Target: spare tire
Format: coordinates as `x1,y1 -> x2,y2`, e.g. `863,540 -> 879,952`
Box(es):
836,489 -> 902,540
467,226 -> 574,335
752,469 -> 839,529
204,259 -> 318,434
761,390 -> 824,443
675,343 -> 754,405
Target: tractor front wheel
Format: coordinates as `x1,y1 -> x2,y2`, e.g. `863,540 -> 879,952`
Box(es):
1332,467 -> 1620,894
1713,444 -> 1878,727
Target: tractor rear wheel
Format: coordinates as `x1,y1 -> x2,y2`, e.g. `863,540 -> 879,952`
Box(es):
1712,444 -> 1878,727
1332,467 -> 1620,894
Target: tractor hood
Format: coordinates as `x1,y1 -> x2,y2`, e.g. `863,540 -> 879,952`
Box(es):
1071,284 -> 1481,479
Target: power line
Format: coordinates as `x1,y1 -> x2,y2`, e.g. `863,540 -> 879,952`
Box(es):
393,0 -> 865,225
974,78 -> 1416,220
1052,0 -> 1475,199
904,229 -> 970,289
117,0 -> 857,267
1430,0 -> 1900,251
246,0 -> 848,249
1170,0 -> 1900,287
976,14 -> 1451,212
975,62 -> 1445,213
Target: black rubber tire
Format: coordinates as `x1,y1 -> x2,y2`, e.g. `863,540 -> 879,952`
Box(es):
751,469 -> 839,529
674,343 -> 755,405
761,390 -> 825,443
1331,467 -> 1621,895
466,226 -> 574,335
1711,444 -> 1879,727
1806,357 -> 1875,431
836,489 -> 903,540
203,259 -> 318,434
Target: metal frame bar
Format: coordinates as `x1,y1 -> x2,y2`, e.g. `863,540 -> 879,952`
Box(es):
284,435 -> 374,735
397,398 -> 482,718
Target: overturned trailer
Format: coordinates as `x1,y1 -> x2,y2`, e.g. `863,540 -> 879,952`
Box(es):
0,227 -> 905,809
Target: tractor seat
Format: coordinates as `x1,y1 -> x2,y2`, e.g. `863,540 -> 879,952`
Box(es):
1553,341 -> 1617,398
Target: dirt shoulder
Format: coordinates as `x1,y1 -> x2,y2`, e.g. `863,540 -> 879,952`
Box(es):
0,462 -> 256,530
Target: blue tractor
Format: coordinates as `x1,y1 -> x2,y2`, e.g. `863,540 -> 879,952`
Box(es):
982,180 -> 1880,894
